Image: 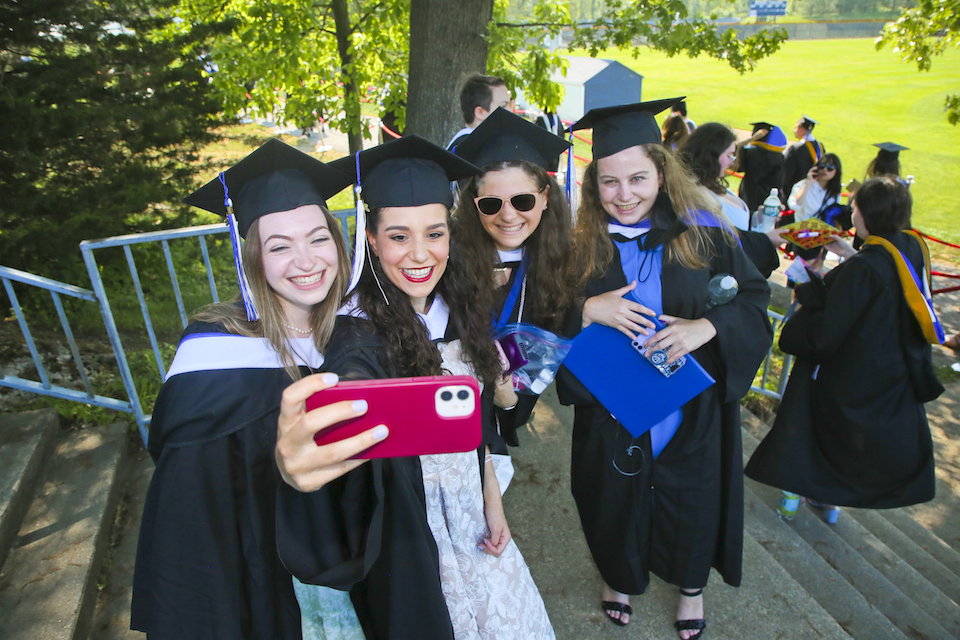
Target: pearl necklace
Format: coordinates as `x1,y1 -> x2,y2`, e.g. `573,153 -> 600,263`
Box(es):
282,323 -> 313,335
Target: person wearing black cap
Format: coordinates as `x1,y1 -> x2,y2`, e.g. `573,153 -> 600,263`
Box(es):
556,100 -> 772,638
453,107 -> 576,490
782,115 -> 825,204
736,121 -> 787,213
849,142 -> 911,195
131,138 -> 371,640
275,135 -> 556,640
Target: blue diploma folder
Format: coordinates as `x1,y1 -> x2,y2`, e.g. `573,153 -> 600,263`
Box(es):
564,323 -> 716,438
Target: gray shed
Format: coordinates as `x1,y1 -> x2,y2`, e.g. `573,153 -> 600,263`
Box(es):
551,57 -> 643,122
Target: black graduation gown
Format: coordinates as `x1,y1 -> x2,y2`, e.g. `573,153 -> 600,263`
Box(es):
738,229 -> 780,279
131,321 -> 302,640
275,316 -> 461,640
556,221 -> 772,594
745,233 -> 943,508
738,146 -> 784,213
486,259 -> 541,454
782,139 -> 824,204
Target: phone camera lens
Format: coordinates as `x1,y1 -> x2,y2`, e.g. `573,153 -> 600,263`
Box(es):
457,389 -> 469,400
441,390 -> 453,401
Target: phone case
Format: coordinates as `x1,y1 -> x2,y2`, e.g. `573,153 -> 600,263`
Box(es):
309,375 -> 482,459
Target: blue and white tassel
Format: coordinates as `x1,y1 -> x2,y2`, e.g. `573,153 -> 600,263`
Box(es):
219,172 -> 259,321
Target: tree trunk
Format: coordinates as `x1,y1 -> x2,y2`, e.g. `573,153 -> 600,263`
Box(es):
406,0 -> 494,146
332,0 -> 365,154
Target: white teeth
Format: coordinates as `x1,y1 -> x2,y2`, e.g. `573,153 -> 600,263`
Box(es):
290,272 -> 323,285
499,224 -> 523,232
616,203 -> 638,211
401,267 -> 432,277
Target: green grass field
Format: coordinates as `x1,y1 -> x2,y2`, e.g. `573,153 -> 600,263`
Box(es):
567,38 -> 960,243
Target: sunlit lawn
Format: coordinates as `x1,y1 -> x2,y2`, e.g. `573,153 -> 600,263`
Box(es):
566,38 -> 960,243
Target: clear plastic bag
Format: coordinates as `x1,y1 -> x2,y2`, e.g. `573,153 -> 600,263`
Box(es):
493,323 -> 573,395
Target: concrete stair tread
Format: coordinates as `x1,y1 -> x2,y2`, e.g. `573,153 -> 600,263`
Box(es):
0,409 -> 60,570
0,422 -> 128,640
743,483 -> 908,640
742,408 -> 958,639
880,507 -> 960,583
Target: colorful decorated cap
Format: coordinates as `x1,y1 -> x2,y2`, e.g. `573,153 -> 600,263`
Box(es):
569,97 -> 682,160
453,107 -> 571,170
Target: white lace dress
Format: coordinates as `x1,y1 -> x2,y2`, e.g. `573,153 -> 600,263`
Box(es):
423,341 -> 555,640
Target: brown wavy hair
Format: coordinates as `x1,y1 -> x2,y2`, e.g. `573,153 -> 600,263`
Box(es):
355,207 -> 502,387
193,207 -> 350,381
573,144 -> 735,285
456,161 -> 576,334
678,122 -> 737,195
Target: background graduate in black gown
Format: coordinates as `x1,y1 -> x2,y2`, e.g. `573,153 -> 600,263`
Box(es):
275,135 -> 556,640
453,107 -> 577,489
557,99 -> 772,639
746,176 -> 943,516
131,139 -> 373,639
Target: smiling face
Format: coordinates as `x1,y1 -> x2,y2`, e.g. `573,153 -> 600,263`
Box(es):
475,167 -> 547,252
259,205 -> 339,325
596,145 -> 662,225
719,141 -> 737,177
367,203 -> 450,311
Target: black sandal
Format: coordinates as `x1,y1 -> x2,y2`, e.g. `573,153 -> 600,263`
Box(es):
675,588 -> 706,639
601,600 -> 632,627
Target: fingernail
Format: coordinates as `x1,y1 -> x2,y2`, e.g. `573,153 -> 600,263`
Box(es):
320,372 -> 339,385
372,425 -> 388,440
353,399 -> 368,412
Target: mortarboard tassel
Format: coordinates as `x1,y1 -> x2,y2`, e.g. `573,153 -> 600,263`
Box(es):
219,172 -> 259,321
346,153 -> 366,295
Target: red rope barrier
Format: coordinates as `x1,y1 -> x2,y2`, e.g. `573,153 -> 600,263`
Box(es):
917,230 -> 960,251
932,271 -> 960,280
381,124 -> 401,139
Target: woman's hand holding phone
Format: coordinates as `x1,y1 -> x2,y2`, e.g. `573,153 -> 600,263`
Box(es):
276,372 -> 388,493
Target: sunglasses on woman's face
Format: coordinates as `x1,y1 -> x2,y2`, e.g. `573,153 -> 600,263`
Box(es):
817,164 -> 837,171
474,192 -> 540,216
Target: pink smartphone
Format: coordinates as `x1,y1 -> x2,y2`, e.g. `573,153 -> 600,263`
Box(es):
309,375 -> 481,459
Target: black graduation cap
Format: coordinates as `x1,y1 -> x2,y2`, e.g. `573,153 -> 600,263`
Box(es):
568,97 -> 682,160
329,134 -> 482,294
750,121 -> 774,133
452,107 -> 571,170
330,134 -> 480,210
182,138 -> 353,322
183,138 -> 353,238
874,142 -> 909,160
800,114 -> 819,129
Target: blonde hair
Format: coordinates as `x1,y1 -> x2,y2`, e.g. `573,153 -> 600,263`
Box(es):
573,144 -> 735,286
194,207 -> 350,381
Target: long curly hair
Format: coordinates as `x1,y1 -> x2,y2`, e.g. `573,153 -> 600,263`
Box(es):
573,144 -> 735,285
193,207 -> 350,381
355,206 -> 502,387
456,161 -> 576,334
678,122 -> 737,195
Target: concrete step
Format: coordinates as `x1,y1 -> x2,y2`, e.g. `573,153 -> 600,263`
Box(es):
0,409 -> 60,569
742,484 -> 907,639
742,412 -> 956,640
846,507 -> 960,606
880,507 -> 960,583
0,422 -> 128,640
87,448 -> 152,640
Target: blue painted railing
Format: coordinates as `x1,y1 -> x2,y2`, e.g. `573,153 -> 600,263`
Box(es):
1,210 -> 354,444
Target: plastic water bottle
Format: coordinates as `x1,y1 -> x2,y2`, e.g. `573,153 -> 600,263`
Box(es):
778,491 -> 801,520
761,188 -> 780,232
706,274 -> 738,308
